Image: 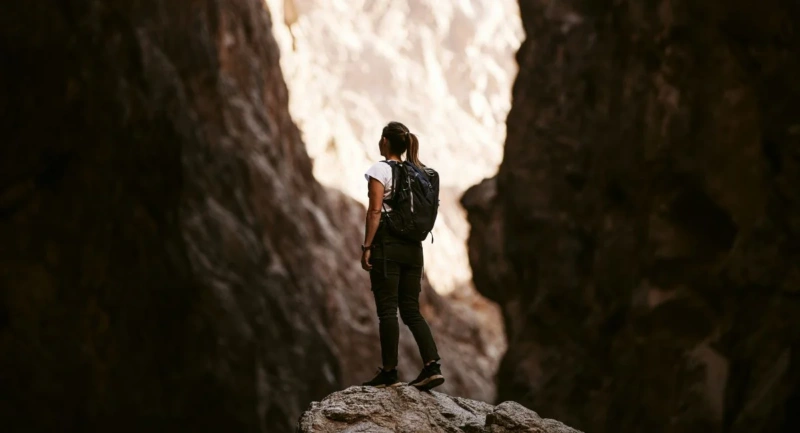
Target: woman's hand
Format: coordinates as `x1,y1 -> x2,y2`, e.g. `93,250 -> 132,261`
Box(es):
361,249 -> 372,272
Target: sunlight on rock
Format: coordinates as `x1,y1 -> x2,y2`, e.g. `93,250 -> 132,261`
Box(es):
265,0 -> 522,296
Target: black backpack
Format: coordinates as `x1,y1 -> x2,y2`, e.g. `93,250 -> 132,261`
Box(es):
381,160 -> 440,242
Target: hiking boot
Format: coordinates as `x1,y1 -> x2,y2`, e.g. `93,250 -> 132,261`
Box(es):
362,368 -> 401,388
409,361 -> 445,390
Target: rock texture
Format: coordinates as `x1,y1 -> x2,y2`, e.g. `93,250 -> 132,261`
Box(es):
463,0 -> 800,432
1,0 -> 499,431
298,386 -> 582,433
1,1 -> 342,431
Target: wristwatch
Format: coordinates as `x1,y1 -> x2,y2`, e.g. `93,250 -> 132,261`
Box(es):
361,244 -> 373,252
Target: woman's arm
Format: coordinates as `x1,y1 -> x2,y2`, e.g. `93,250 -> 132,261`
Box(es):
363,178 -> 384,247
361,178 -> 384,271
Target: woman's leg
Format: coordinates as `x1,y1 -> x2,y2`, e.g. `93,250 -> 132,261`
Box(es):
397,263 -> 440,363
369,259 -> 401,369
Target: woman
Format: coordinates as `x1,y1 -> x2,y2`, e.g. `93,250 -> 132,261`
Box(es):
360,121 -> 444,390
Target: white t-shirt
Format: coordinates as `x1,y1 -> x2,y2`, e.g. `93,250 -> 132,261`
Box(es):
364,161 -> 395,211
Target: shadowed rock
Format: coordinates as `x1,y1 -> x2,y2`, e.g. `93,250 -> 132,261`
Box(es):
464,0 -> 800,432
1,0 -> 507,431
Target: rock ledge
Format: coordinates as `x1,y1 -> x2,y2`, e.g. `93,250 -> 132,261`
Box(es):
298,386 -> 581,432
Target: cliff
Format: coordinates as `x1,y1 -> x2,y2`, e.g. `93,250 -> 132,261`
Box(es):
463,0 -> 800,432
1,0 -> 495,431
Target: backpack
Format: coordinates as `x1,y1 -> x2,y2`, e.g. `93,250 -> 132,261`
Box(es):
381,160 -> 440,242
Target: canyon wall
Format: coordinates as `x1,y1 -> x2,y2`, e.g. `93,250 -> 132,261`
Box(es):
1,1 -> 496,431
464,0 -> 800,432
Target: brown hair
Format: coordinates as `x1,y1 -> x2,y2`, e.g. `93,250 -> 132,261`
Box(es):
382,121 -> 425,167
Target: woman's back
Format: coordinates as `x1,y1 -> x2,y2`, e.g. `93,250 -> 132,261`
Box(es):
364,162 -> 423,265
364,161 -> 395,211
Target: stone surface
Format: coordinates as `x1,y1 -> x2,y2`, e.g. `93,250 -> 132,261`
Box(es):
464,0 -> 800,432
298,386 -> 581,433
1,0 -> 502,431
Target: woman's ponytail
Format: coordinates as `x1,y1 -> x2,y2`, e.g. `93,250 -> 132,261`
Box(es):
407,132 -> 424,167
382,121 -> 424,166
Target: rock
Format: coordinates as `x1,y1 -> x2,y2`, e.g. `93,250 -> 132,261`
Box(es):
464,0 -> 800,432
0,0 -> 512,430
298,387 -> 582,433
1,1 -> 343,431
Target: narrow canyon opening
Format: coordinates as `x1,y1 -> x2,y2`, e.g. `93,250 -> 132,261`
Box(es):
4,0 -> 799,432
264,0 -> 523,399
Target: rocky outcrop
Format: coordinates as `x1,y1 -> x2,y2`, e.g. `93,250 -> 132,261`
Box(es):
298,387 -> 582,433
464,0 -> 800,432
1,0 -> 499,431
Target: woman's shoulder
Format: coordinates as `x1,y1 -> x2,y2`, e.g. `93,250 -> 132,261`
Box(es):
365,160 -> 392,181
366,160 -> 392,174
367,160 -> 388,168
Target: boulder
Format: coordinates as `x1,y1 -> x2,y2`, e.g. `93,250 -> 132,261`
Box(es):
298,387 -> 582,433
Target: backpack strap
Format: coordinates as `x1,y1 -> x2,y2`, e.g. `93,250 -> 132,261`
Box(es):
378,161 -> 397,278
381,160 -> 400,205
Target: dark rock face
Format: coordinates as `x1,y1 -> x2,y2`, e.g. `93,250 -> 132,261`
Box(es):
0,1 -> 494,431
464,0 -> 800,432
298,386 -> 581,433
1,1 -> 341,431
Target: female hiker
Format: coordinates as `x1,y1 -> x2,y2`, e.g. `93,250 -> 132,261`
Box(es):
360,121 -> 444,390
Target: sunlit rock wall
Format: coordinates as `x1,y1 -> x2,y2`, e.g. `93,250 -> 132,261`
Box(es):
265,0 -> 523,296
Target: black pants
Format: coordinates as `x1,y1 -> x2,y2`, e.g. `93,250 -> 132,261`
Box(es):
369,259 -> 440,368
